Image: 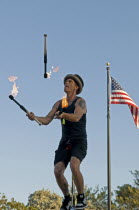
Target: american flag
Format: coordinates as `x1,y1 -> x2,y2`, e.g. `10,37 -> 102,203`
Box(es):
111,77 -> 139,129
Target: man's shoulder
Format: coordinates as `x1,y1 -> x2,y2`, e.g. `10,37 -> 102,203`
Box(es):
76,97 -> 86,103
52,100 -> 61,109
75,97 -> 87,112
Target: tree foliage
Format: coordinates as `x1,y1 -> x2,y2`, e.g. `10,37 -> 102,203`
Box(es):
115,184 -> 139,209
83,185 -> 116,210
130,170 -> 139,188
1,170 -> 139,210
27,189 -> 62,210
84,185 -> 107,209
0,193 -> 36,210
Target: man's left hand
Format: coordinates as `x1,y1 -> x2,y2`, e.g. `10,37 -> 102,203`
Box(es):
54,111 -> 64,119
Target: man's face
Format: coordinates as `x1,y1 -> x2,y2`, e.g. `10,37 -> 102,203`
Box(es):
64,78 -> 78,94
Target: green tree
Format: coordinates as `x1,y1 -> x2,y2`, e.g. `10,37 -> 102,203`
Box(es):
27,189 -> 62,210
83,185 -> 116,210
0,193 -> 36,210
115,184 -> 139,210
131,170 -> 139,188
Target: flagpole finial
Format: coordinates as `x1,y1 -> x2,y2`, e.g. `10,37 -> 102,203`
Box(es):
106,62 -> 110,70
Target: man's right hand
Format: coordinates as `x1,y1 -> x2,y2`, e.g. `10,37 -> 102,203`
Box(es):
27,112 -> 35,121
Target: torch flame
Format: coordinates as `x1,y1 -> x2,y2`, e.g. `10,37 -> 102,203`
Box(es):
47,71 -> 52,79
8,76 -> 19,97
8,76 -> 18,82
53,66 -> 60,72
62,95 -> 68,108
47,66 -> 60,79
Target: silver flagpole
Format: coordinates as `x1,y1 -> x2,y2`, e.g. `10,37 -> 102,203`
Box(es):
106,62 -> 111,210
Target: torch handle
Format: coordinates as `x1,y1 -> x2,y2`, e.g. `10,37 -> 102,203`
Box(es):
59,108 -> 63,115
44,34 -> 47,78
26,111 -> 42,126
20,106 -> 42,126
59,108 -> 65,124
34,118 -> 42,126
11,97 -> 42,126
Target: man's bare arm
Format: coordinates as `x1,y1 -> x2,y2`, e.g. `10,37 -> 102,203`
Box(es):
27,100 -> 61,125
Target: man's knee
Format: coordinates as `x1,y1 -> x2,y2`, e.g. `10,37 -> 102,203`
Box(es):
70,157 -> 80,174
54,162 -> 65,178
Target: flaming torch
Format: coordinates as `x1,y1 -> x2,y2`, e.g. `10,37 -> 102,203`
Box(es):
61,95 -> 68,124
8,76 -> 42,126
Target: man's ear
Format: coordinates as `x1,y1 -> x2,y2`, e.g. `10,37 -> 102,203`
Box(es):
75,84 -> 79,92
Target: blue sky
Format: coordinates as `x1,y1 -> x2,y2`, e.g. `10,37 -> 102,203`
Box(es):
0,0 -> 139,204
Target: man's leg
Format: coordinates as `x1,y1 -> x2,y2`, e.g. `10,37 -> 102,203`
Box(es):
70,156 -> 84,193
54,161 -> 70,196
54,162 -> 72,209
70,156 -> 87,209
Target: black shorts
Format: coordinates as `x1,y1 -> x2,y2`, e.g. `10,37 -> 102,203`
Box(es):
54,139 -> 87,168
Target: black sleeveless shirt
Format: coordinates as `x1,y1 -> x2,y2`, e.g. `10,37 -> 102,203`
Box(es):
58,97 -> 87,141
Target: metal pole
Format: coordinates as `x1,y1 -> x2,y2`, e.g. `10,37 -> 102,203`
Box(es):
106,63 -> 111,210
71,176 -> 76,207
